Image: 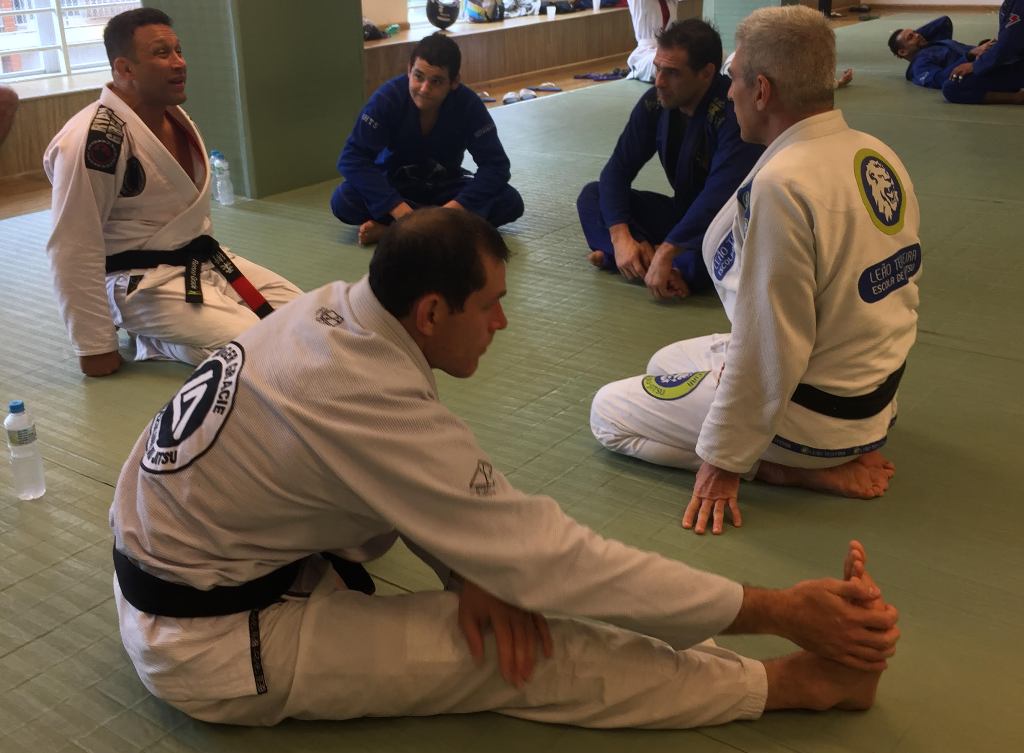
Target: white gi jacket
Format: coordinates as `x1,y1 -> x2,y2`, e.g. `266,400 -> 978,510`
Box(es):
698,110 -> 922,473
43,85 -> 213,356
110,278 -> 744,701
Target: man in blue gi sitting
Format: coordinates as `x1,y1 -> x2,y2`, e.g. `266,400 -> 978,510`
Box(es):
576,19 -> 763,300
888,13 -> 1024,105
331,33 -> 525,245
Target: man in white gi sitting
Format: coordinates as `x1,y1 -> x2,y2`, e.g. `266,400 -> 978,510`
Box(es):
590,5 -> 922,536
110,207 -> 899,729
43,8 -> 301,377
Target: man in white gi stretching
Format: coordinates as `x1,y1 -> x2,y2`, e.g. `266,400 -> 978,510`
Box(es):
44,8 -> 301,377
590,5 -> 922,535
111,207 -> 899,729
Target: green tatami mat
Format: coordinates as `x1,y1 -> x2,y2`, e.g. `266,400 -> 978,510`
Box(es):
1,11 -> 1021,753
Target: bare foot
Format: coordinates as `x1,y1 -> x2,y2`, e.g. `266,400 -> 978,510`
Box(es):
587,250 -> 606,268
756,451 -> 896,499
358,220 -> 387,246
765,651 -> 881,711
836,68 -> 854,89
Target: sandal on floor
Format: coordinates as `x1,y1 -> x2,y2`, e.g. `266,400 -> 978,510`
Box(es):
527,82 -> 562,92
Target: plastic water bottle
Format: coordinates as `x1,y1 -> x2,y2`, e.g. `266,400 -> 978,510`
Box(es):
5,400 -> 46,500
210,150 -> 236,206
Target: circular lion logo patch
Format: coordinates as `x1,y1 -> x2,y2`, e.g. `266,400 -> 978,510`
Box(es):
855,149 -> 905,235
141,343 -> 244,474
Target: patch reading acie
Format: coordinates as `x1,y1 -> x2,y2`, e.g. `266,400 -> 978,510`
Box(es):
141,343 -> 244,473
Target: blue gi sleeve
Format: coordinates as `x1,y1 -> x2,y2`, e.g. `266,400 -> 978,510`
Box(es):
918,16 -> 953,42
908,45 -> 965,88
337,85 -> 406,219
453,96 -> 513,213
972,0 -> 1024,76
663,105 -> 761,266
597,92 -> 660,226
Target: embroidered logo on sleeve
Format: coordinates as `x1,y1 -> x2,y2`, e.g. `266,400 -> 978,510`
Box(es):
141,343 -> 244,474
737,182 -> 752,226
119,156 -> 146,197
315,307 -> 345,326
641,371 -> 709,400
712,231 -> 736,280
84,105 -> 125,174
855,149 -> 905,235
470,460 -> 496,496
1006,13 -> 1020,27
858,243 -> 922,303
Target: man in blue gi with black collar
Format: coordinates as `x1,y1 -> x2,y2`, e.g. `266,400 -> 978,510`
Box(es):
888,13 -> 1024,105
576,19 -> 763,299
331,33 -> 524,245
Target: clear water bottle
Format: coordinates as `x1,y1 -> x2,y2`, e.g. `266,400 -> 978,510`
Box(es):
210,150 -> 236,206
5,400 -> 46,501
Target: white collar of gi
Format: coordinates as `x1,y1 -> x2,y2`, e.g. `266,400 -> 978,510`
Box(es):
755,109 -> 848,168
349,276 -> 438,393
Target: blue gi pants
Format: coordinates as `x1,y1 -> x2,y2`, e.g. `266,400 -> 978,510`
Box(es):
576,181 -> 711,292
942,59 -> 1024,103
330,178 -> 524,229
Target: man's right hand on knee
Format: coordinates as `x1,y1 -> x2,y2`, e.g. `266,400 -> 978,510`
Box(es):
79,351 -> 123,377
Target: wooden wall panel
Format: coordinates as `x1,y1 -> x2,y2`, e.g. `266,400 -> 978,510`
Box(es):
364,9 -> 638,97
0,90 -> 99,181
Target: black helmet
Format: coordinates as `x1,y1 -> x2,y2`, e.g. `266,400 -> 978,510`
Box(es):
427,0 -> 461,30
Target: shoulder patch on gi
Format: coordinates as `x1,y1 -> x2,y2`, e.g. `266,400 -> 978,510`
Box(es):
854,149 -> 906,235
1006,13 -> 1020,27
119,156 -> 146,197
706,97 -> 726,129
712,231 -> 736,280
642,88 -> 661,112
84,105 -> 125,174
141,343 -> 245,474
470,460 -> 496,496
737,182 -> 752,225
858,243 -> 922,303
641,371 -> 709,400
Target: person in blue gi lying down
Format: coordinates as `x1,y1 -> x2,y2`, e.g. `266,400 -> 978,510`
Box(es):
888,13 -> 1024,105
330,32 -> 525,245
576,18 -> 763,300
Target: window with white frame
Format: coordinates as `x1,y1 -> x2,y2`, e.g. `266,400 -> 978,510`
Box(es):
1,0 -> 141,83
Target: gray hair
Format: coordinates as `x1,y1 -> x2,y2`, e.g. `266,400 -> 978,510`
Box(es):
734,5 -> 836,113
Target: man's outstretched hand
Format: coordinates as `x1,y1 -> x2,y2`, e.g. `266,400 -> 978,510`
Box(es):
682,461 -> 742,535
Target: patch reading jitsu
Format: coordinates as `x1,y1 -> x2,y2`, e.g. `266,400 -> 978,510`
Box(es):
84,105 -> 125,174
858,243 -> 921,303
855,149 -> 905,235
470,460 -> 496,496
713,231 -> 735,280
641,371 -> 709,400
141,342 -> 245,474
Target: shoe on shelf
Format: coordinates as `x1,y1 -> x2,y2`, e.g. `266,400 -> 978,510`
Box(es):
502,91 -> 521,105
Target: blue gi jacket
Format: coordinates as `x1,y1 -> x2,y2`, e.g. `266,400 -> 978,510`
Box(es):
973,0 -> 1024,76
907,40 -> 972,88
338,75 -> 513,218
597,75 -> 762,260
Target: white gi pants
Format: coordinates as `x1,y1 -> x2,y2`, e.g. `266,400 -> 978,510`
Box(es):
626,0 -> 679,82
590,334 -> 864,472
132,562 -> 766,729
106,255 -> 302,365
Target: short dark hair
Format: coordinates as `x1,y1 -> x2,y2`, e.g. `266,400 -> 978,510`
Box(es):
409,32 -> 462,80
369,208 -> 510,319
104,8 -> 173,65
656,18 -> 723,74
887,29 -> 904,56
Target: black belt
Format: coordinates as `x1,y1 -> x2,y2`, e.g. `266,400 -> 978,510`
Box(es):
113,547 -> 375,618
105,235 -> 274,319
790,362 -> 905,421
